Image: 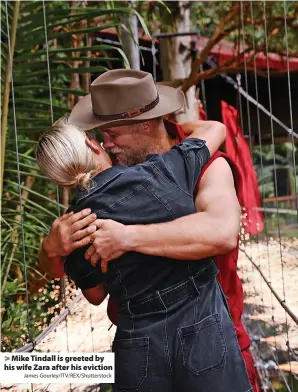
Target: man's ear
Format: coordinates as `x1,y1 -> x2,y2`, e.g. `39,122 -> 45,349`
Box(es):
85,137 -> 101,154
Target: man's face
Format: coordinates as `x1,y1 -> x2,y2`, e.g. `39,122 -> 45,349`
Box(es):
101,123 -> 153,166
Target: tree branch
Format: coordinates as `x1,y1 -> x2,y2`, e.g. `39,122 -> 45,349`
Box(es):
158,61 -> 298,90
180,2 -> 252,93
246,14 -> 297,26
178,2 -> 297,94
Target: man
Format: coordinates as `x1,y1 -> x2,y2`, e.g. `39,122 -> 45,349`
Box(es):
39,69 -> 259,391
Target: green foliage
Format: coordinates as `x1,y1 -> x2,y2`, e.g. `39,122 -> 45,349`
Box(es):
1,0 -> 297,354
1,277 -> 77,351
253,142 -> 298,199
1,0 -> 135,351
136,1 -> 297,55
190,1 -> 298,55
190,1 -> 235,36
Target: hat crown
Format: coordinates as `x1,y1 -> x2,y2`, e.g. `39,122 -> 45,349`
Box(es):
90,69 -> 158,116
69,68 -> 184,130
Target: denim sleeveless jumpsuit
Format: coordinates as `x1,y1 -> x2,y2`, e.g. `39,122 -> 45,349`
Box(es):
65,139 -> 253,392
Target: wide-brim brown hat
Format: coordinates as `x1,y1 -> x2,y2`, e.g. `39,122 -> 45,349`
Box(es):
69,69 -> 185,130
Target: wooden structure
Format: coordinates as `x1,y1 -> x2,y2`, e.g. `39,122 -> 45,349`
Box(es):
94,28 -> 297,209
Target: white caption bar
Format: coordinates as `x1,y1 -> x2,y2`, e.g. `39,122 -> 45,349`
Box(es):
0,353 -> 114,384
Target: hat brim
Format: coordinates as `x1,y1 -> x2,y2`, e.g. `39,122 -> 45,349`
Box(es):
69,85 -> 185,130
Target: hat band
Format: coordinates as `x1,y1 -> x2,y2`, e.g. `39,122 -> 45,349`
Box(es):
93,95 -> 159,121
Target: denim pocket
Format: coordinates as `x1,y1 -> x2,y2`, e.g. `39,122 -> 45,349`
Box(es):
178,313 -> 227,376
216,280 -> 233,322
113,337 -> 149,391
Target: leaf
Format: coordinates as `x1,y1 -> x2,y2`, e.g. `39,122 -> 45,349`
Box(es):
6,151 -> 39,161
15,44 -> 129,63
5,180 -> 66,209
17,66 -> 109,78
49,23 -> 121,39
53,57 -> 122,64
4,330 -> 22,337
9,98 -> 69,112
5,169 -> 48,180
4,188 -> 59,219
1,0 -> 150,351
131,9 -> 151,38
5,160 -> 40,171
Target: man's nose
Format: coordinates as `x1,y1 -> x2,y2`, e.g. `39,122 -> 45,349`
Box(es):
103,134 -> 115,149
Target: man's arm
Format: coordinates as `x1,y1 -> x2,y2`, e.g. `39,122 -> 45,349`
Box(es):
128,158 -> 240,259
39,120 -> 227,274
85,158 -> 240,268
39,209 -> 98,278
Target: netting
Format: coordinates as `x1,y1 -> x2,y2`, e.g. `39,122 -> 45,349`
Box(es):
1,1 -> 297,391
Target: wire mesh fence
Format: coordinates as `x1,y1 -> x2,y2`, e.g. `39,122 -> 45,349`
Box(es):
1,1 -> 297,391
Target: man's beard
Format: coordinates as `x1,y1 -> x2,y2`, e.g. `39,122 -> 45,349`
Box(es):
107,146 -> 150,166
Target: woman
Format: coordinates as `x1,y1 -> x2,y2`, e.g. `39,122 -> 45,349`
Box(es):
36,117 -> 252,392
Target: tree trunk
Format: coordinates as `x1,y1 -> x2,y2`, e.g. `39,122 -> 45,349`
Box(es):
159,2 -> 198,123
121,1 -> 140,70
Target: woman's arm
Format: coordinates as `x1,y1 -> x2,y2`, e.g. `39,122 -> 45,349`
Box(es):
184,120 -> 226,157
82,284 -> 107,306
39,209 -> 98,278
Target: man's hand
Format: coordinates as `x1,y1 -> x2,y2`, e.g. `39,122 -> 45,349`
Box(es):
43,209 -> 98,259
84,219 -> 131,272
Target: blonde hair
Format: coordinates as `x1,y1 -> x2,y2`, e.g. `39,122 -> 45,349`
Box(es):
36,117 -> 97,189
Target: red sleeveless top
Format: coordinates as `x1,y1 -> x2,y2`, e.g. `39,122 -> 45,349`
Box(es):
107,120 -> 251,350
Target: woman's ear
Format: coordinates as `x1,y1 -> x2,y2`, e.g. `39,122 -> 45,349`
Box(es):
85,137 -> 101,154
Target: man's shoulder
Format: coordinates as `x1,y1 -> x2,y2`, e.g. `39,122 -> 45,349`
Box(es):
200,151 -> 236,176
195,151 -> 239,194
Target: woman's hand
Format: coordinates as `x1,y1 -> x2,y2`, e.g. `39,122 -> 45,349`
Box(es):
84,219 -> 132,272
43,209 -> 98,258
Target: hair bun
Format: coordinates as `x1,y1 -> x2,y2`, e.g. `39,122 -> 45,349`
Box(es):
75,172 -> 93,189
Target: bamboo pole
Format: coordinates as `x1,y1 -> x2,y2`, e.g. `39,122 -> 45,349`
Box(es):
1,0 -> 20,204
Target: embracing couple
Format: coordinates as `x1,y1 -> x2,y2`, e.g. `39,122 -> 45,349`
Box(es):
37,69 -> 258,392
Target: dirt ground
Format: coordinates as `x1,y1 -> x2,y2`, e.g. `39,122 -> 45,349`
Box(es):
2,238 -> 297,392
238,238 -> 298,354
238,237 -> 298,387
